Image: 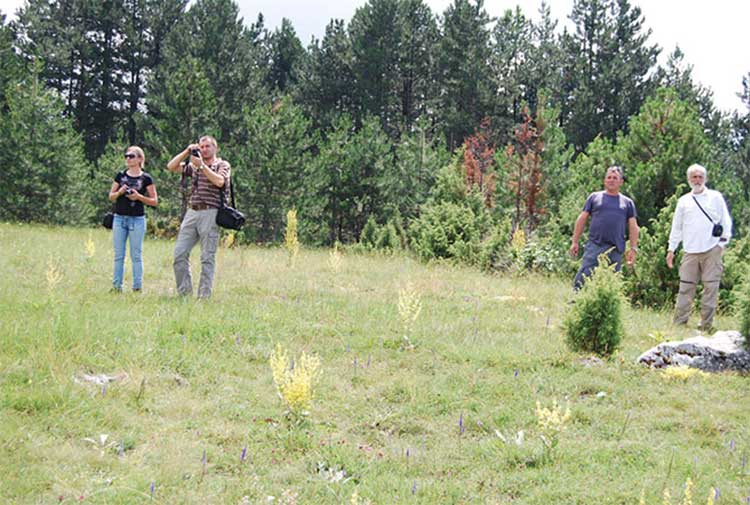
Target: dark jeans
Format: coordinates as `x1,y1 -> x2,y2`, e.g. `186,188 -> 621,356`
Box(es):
573,242 -> 622,290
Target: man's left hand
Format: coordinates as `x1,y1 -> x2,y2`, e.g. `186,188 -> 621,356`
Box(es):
625,249 -> 636,266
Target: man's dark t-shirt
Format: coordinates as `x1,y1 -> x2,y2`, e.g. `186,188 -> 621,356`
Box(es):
583,191 -> 636,252
114,171 -> 154,216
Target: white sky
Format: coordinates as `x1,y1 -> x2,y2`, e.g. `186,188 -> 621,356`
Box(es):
2,0 -> 747,113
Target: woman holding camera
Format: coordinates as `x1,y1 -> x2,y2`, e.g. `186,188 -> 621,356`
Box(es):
108,146 -> 158,292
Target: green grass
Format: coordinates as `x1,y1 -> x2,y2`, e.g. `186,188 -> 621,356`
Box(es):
0,223 -> 747,504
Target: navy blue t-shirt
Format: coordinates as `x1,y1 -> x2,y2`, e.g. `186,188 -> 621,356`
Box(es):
583,191 -> 636,252
114,171 -> 154,216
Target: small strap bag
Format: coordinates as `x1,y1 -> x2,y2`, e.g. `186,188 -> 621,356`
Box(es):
216,173 -> 245,230
692,196 -> 723,237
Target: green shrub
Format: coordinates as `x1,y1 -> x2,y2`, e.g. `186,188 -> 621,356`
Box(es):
740,275 -> 750,349
360,216 -> 379,249
623,193 -> 680,308
409,196 -> 491,264
718,235 -> 750,312
564,257 -> 626,356
375,222 -> 400,251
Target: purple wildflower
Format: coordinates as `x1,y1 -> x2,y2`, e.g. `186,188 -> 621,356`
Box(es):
514,369 -> 519,378
714,487 -> 720,499
101,383 -> 107,396
411,481 -> 417,495
730,438 -> 735,451
235,335 -> 242,345
149,481 -> 155,499
406,448 -> 410,458
459,413 -> 465,435
240,445 -> 247,463
367,355 -> 371,367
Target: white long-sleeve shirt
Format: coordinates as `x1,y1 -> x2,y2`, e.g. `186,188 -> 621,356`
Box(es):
668,188 -> 732,253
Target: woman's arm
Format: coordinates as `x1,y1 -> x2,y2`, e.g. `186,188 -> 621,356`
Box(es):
108,181 -> 126,202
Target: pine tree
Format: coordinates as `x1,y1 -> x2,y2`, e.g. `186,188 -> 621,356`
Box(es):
559,0 -> 659,150
436,0 -> 493,149
264,18 -> 305,95
0,65 -> 89,224
297,19 -> 357,131
237,97 -> 313,243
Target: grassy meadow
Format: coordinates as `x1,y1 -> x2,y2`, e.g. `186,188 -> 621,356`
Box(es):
0,223 -> 748,504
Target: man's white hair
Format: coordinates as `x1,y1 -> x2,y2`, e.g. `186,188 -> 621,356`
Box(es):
687,163 -> 707,180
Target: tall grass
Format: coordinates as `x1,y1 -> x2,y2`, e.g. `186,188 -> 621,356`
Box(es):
0,223 -> 747,503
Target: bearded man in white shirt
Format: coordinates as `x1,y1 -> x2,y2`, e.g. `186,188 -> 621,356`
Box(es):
666,163 -> 733,331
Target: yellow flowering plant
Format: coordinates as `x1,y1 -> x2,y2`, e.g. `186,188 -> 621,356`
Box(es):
284,209 -> 300,265
269,343 -> 320,416
536,399 -> 571,459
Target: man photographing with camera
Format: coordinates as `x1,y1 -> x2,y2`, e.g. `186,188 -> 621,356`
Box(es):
167,135 -> 231,298
666,163 -> 732,331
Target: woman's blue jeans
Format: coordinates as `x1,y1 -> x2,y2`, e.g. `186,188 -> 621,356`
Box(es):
112,214 -> 146,290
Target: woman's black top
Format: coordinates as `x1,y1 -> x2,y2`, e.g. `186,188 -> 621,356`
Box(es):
114,170 -> 154,217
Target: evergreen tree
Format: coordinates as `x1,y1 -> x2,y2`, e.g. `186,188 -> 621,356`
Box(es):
393,0 -> 439,134
654,47 -> 723,141
488,7 -> 533,141
349,0 -> 400,132
143,56 -> 219,218
0,66 -> 89,224
559,0 -> 659,150
0,12 -> 24,109
263,18 -> 305,95
236,97 -> 313,243
380,118 -> 449,222
436,0 -> 493,149
297,19 -> 357,131
157,0 -> 265,143
617,88 -> 711,225
14,0 -> 186,159
302,115 -> 392,244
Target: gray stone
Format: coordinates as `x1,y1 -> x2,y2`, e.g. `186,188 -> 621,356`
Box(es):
637,330 -> 750,373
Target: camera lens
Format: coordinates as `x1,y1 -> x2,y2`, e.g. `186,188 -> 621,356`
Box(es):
191,149 -> 200,156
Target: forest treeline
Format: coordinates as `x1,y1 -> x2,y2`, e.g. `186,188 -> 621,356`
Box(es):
0,0 -> 748,307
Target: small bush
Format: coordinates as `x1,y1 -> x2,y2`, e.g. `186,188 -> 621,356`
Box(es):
375,222 -> 400,251
623,193 -> 680,308
739,275 -> 750,349
564,257 -> 626,356
360,216 -> 379,249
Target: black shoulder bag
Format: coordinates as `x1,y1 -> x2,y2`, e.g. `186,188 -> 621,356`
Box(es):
102,204 -> 115,229
103,172 -> 122,229
692,196 -> 723,237
216,172 -> 245,230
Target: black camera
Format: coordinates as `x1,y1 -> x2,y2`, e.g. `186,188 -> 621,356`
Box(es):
125,187 -> 134,196
712,223 -> 723,237
191,148 -> 200,157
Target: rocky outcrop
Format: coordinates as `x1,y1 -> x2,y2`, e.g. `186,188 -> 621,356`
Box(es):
637,331 -> 750,373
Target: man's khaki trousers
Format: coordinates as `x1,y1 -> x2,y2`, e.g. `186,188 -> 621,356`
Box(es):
674,245 -> 723,329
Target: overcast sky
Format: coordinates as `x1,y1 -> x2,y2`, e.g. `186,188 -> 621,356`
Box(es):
2,0 -> 748,113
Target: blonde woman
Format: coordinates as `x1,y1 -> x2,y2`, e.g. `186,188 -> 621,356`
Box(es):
107,146 -> 158,292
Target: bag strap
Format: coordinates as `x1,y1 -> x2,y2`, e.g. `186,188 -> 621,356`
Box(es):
180,164 -> 188,221
691,195 -> 715,224
219,169 -> 236,209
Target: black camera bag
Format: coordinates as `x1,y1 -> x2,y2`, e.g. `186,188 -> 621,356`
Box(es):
216,174 -> 245,230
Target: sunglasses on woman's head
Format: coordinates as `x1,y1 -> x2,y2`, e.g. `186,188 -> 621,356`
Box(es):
124,153 -> 138,159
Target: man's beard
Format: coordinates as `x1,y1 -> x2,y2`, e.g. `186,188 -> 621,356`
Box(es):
690,183 -> 705,193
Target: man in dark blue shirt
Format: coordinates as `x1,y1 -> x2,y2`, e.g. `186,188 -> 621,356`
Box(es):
570,166 -> 640,290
